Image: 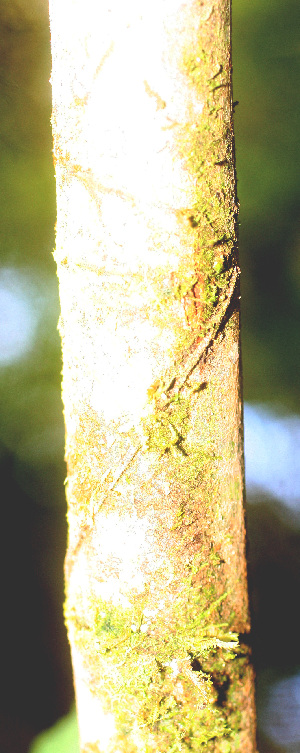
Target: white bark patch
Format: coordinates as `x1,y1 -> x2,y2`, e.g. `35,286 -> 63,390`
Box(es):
69,511 -> 171,621
72,644 -> 116,749
50,0 -> 203,425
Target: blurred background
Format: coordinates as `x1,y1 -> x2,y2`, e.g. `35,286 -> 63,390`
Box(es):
0,0 -> 300,750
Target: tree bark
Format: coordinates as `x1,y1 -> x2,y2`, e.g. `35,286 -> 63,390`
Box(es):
49,0 -> 256,750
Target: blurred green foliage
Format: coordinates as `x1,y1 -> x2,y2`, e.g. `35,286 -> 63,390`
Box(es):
0,4 -> 73,750
29,708 -> 79,753
0,0 -> 55,265
233,0 -> 300,408
0,0 -> 63,505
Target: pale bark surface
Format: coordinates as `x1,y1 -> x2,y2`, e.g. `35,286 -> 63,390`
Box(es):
49,0 -> 256,750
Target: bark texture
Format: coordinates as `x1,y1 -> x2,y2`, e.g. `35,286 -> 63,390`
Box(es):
49,0 -> 257,750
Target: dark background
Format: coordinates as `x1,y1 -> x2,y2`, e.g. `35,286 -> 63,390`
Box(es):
0,0 -> 300,750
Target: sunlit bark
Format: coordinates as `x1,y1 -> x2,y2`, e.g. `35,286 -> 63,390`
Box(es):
49,0 -> 256,750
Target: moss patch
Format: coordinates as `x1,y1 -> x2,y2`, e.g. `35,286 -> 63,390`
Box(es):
173,4 -> 238,334
66,546 -> 243,752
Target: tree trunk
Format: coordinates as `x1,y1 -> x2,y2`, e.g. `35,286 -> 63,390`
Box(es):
49,0 -> 256,750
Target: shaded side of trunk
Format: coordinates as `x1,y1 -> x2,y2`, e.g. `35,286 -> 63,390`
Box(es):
49,0 -> 257,750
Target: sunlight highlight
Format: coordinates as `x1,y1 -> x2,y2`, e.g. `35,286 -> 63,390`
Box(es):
72,645 -> 116,751
50,0 -> 204,428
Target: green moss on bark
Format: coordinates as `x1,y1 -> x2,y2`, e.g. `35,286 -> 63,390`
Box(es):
174,5 -> 238,332
66,552 -> 242,752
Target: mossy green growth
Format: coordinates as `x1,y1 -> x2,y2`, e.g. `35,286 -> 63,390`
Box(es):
141,393 -> 190,456
175,24 -> 238,330
67,550 -> 242,752
29,707 -> 79,753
